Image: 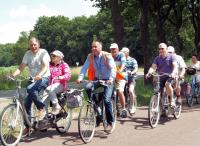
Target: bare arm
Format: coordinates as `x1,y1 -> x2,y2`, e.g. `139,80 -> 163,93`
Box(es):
145,63 -> 157,79
12,63 -> 26,77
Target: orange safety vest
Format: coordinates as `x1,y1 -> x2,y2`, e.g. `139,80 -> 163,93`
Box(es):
87,51 -> 110,81
116,66 -> 127,80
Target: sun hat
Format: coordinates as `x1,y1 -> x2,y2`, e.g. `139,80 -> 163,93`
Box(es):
167,46 -> 175,53
158,43 -> 167,49
110,43 -> 119,49
51,50 -> 64,58
120,47 -> 129,53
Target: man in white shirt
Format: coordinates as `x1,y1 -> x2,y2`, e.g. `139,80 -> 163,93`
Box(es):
167,46 -> 186,104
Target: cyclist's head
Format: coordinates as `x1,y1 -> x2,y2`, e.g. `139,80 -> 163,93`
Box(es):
191,53 -> 199,63
158,43 -> 167,56
167,46 -> 175,54
50,50 -> 64,64
29,37 -> 40,54
120,47 -> 129,57
110,43 -> 119,57
91,40 -> 102,56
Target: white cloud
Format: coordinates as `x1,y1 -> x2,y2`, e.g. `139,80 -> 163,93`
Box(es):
82,1 -> 99,17
0,21 -> 33,44
9,4 -> 63,19
0,1 -> 99,44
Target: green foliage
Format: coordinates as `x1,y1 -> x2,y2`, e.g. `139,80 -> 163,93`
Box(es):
0,66 -> 28,90
135,78 -> 153,106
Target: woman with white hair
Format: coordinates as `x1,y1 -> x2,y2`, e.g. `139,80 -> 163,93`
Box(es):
46,50 -> 71,114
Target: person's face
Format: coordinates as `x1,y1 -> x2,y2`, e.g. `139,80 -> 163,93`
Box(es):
159,47 -> 167,57
191,56 -> 198,63
110,48 -> 119,58
29,39 -> 40,54
51,54 -> 61,64
91,42 -> 101,55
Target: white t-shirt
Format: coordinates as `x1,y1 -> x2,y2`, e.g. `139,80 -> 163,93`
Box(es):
190,61 -> 200,77
22,48 -> 50,77
176,54 -> 186,75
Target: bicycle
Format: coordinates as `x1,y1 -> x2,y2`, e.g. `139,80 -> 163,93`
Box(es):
148,72 -> 182,128
0,76 -> 73,146
185,68 -> 200,107
78,80 -> 117,143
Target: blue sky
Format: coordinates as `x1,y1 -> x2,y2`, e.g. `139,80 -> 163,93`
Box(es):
0,0 -> 99,44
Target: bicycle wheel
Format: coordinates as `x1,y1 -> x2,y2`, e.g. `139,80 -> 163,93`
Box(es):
186,95 -> 193,107
0,104 -> 24,146
56,106 -> 72,134
195,88 -> 200,104
148,94 -> 160,128
78,102 -> 96,143
174,103 -> 182,119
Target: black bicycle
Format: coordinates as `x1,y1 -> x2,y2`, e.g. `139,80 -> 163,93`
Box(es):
78,80 -> 117,143
0,76 -> 73,146
148,72 -> 182,128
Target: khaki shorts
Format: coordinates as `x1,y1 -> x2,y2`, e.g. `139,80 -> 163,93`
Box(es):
115,79 -> 126,92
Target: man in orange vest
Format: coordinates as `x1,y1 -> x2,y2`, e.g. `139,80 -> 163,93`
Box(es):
110,43 -> 128,118
76,40 -> 116,133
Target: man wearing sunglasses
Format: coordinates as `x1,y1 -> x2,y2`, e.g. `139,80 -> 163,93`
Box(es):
146,43 -> 178,107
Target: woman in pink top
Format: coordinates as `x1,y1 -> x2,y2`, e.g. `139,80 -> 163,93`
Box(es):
47,50 -> 71,114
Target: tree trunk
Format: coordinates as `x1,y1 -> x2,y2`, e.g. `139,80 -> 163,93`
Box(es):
140,0 -> 152,85
110,0 -> 125,48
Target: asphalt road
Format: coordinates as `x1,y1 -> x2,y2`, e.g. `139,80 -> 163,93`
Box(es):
17,101 -> 200,146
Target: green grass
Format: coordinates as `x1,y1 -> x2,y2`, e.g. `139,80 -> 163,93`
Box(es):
135,78 -> 153,106
0,66 -> 153,106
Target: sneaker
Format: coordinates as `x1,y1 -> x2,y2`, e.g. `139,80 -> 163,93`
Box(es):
105,122 -> 116,134
121,109 -> 128,118
129,103 -> 136,114
37,108 -> 46,120
51,104 -> 61,115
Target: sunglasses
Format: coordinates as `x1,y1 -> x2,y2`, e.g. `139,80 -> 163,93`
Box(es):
51,55 -> 57,58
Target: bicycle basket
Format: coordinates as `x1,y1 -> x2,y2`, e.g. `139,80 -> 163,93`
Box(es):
186,67 -> 196,75
65,89 -> 83,108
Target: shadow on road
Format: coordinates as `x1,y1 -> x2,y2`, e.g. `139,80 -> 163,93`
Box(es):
21,129 -> 83,146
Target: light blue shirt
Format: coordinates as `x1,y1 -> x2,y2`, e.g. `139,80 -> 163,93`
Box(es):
78,52 -> 116,81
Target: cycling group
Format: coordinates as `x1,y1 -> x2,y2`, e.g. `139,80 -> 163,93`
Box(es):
1,37 -> 199,145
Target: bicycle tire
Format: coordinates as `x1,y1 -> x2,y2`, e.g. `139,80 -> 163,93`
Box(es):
0,104 -> 24,146
148,94 -> 160,128
174,103 -> 182,119
78,102 -> 96,143
56,107 -> 72,134
186,95 -> 193,107
195,88 -> 200,104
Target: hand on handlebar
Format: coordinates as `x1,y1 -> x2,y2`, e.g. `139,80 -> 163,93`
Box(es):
145,73 -> 151,79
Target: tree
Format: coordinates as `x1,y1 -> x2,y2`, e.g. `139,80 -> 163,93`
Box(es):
188,0 -> 200,57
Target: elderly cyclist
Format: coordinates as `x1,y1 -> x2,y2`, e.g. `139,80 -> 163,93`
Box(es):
110,43 -> 128,118
186,54 -> 200,95
167,46 -> 186,104
146,43 -> 178,107
76,40 -> 116,133
120,47 -> 138,114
